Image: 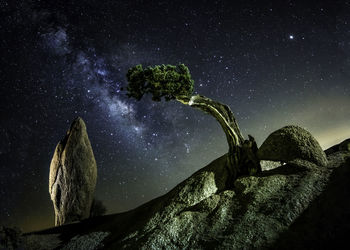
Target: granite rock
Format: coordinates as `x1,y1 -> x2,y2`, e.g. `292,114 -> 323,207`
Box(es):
18,149 -> 350,249
49,117 -> 97,226
257,125 -> 328,167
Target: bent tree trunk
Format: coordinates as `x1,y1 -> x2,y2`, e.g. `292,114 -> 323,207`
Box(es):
176,95 -> 261,180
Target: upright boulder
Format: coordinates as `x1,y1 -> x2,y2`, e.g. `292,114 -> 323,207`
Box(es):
257,125 -> 328,167
49,117 -> 97,226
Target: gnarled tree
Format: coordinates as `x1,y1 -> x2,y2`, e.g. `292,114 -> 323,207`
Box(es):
126,64 -> 261,181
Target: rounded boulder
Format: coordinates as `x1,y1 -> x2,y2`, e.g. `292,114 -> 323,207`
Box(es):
257,125 -> 328,167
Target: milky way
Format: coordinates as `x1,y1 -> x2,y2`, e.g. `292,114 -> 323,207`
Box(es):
1,0 -> 350,232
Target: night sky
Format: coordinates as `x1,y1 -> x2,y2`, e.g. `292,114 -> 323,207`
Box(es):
1,0 -> 350,232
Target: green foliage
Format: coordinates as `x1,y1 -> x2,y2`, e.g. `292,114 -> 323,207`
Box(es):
126,64 -> 194,101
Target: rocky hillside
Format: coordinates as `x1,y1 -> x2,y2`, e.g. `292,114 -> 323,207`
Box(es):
1,140 -> 350,249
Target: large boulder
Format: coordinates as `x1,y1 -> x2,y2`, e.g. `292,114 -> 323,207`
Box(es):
49,117 -> 97,226
257,125 -> 328,167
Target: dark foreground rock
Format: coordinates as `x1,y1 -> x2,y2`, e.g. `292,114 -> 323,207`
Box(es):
7,139 -> 350,249
325,138 -> 350,155
339,138 -> 350,151
49,117 -> 97,226
0,226 -> 21,249
257,125 -> 328,167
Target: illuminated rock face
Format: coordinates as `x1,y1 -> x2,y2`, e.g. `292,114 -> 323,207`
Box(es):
49,117 -> 97,226
98,152 -> 344,249
257,125 -> 328,167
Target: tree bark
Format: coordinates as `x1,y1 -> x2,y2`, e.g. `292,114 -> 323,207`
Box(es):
176,95 -> 261,180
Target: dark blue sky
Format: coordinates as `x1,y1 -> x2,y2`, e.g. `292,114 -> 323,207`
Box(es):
1,0 -> 350,232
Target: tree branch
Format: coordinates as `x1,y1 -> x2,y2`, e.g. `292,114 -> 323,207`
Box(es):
176,95 -> 249,179
176,95 -> 244,148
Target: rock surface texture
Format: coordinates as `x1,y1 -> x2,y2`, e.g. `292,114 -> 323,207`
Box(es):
257,125 -> 328,167
49,117 -> 97,226
11,138 -> 350,250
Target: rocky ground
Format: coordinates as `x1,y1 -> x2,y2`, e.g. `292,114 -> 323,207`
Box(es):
1,141 -> 350,249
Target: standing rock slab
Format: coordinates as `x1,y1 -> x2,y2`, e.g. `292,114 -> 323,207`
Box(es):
257,125 -> 328,167
49,117 -> 97,226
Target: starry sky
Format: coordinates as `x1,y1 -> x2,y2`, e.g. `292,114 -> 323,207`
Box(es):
1,0 -> 350,232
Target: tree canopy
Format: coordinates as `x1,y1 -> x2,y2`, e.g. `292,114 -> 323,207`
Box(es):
126,64 -> 194,101
125,63 -> 261,179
